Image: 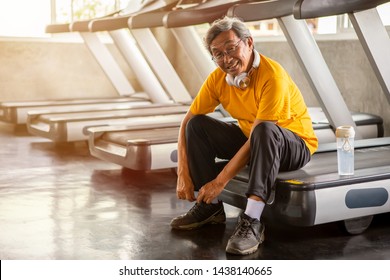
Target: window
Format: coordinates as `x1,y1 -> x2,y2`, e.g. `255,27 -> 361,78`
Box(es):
54,0 -> 127,23
0,0 -> 51,37
0,0 -> 127,38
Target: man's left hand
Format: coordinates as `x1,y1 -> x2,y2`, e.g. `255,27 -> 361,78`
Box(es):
196,178 -> 226,204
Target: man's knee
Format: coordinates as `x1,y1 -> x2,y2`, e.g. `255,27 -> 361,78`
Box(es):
251,121 -> 280,142
187,114 -> 208,128
186,115 -> 212,138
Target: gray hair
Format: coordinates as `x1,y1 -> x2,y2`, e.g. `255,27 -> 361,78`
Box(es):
204,16 -> 251,54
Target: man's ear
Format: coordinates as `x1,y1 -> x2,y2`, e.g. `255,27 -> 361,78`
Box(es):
247,36 -> 254,49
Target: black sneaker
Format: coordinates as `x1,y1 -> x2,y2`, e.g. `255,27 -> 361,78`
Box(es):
226,213 -> 265,255
170,201 -> 226,230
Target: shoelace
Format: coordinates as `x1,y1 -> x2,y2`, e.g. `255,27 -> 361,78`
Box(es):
188,203 -> 217,220
234,219 -> 253,239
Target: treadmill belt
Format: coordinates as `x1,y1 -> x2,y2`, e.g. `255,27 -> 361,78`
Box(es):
102,126 -> 179,145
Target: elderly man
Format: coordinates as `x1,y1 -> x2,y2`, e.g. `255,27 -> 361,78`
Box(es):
171,16 -> 318,255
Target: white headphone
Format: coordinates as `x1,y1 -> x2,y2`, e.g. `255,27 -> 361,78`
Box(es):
226,50 -> 260,90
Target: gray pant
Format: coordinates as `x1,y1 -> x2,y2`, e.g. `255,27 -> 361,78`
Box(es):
186,115 -> 311,201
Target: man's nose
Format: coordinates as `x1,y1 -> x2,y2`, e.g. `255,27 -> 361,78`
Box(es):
223,53 -> 234,63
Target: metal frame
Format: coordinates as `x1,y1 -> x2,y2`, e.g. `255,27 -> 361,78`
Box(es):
106,29 -> 172,103
75,31 -> 136,96
348,8 -> 390,103
171,27 -> 216,80
129,28 -> 193,103
278,16 -> 360,136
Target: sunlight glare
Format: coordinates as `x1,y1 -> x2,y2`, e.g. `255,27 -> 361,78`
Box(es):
0,0 -> 51,37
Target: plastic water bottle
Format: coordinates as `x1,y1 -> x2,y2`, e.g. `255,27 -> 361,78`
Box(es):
336,126 -> 355,175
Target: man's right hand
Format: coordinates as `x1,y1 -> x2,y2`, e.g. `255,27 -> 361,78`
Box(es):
176,169 -> 196,202
176,110 -> 196,202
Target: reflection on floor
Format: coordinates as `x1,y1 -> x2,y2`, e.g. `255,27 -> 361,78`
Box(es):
1,123 -> 390,260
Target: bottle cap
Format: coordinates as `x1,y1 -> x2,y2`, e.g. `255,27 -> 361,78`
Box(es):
336,126 -> 355,138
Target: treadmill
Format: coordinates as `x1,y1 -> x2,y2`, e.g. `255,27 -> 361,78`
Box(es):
27,104 -> 189,142
220,0 -> 390,234
0,0 -> 171,126
0,96 -> 150,125
87,0 -> 383,170
26,0 -> 203,142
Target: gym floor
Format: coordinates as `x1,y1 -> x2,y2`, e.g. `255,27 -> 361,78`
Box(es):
1,122 -> 390,260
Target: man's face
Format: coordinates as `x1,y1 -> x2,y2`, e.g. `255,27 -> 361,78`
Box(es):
210,30 -> 254,76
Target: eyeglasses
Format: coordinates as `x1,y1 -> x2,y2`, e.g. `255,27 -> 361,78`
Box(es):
211,39 -> 243,63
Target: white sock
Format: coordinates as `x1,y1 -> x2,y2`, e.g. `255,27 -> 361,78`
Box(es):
244,198 -> 265,220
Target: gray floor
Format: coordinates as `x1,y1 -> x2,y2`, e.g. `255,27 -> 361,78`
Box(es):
1,122 -> 390,260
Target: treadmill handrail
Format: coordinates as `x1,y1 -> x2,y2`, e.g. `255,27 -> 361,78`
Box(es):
128,1 -> 182,29
129,10 -> 172,29
226,0 -> 296,21
48,8 -> 122,33
89,15 -> 132,32
70,8 -> 131,32
163,0 -> 252,28
89,0 -> 179,31
45,23 -> 70,33
48,0 -> 162,32
293,0 -> 390,19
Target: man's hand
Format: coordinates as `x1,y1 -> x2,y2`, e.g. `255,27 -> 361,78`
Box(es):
175,110 -> 196,202
196,177 -> 226,204
176,171 -> 196,202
